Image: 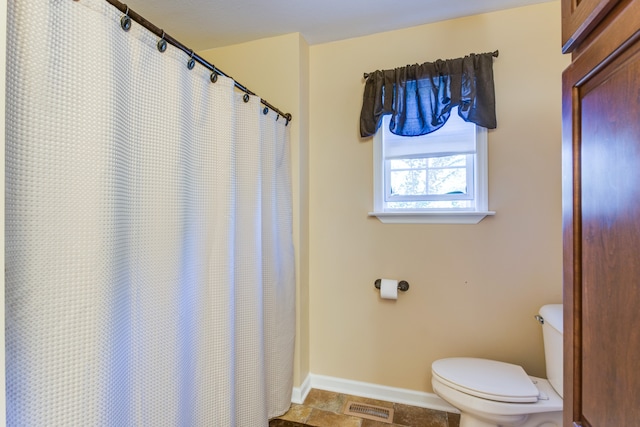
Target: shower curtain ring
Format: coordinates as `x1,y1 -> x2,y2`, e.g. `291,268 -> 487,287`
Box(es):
210,67 -> 218,83
187,50 -> 196,70
157,31 -> 167,52
120,6 -> 132,31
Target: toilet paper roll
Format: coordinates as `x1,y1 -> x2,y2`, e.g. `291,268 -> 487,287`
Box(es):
380,278 -> 398,300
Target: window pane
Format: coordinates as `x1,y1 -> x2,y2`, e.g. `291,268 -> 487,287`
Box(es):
429,155 -> 466,168
388,154 -> 468,197
390,158 -> 427,169
428,167 -> 467,195
390,169 -> 426,196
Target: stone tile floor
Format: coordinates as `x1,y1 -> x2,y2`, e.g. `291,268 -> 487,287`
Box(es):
269,389 -> 460,427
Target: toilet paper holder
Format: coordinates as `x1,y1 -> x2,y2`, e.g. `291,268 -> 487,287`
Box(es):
374,279 -> 410,292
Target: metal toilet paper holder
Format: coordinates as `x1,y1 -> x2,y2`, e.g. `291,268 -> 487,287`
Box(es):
374,279 -> 410,292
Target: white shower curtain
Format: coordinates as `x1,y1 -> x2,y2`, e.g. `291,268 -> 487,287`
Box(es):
5,1 -> 295,425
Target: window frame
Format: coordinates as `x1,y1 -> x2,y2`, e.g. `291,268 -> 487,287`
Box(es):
369,114 -> 495,224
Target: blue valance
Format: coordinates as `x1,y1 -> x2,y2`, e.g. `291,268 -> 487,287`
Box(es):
360,51 -> 498,137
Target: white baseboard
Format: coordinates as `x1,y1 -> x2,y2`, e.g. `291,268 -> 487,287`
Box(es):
291,373 -> 312,404
291,373 -> 458,413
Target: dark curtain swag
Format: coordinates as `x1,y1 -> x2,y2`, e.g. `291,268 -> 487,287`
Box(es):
360,51 -> 498,138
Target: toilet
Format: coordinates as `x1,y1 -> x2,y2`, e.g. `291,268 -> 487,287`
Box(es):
431,304 -> 563,427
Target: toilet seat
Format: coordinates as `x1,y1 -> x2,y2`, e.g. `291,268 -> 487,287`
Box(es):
432,358 -> 540,403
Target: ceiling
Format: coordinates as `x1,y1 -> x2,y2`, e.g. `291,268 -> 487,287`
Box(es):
121,0 -> 553,51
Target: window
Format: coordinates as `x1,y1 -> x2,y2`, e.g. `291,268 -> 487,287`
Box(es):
370,107 -> 495,224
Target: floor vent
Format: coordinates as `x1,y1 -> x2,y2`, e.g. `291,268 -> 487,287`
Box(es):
343,401 -> 394,424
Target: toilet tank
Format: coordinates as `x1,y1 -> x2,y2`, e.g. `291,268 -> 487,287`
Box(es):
539,304 -> 563,398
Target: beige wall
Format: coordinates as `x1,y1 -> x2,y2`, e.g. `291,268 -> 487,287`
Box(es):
308,1 -> 568,393
199,34 -> 311,386
199,0 -> 568,396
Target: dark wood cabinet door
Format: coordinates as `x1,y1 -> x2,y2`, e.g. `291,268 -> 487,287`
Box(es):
562,2 -> 640,426
562,0 -> 620,52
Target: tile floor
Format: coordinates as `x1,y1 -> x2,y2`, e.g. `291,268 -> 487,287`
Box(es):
269,389 -> 460,427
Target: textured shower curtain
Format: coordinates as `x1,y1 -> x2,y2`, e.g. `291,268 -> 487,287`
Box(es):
5,0 -> 295,425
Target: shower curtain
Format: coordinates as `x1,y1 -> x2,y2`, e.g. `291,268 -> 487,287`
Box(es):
5,0 -> 295,425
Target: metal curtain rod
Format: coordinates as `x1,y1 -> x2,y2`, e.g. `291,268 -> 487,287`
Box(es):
362,50 -> 499,80
102,0 -> 292,124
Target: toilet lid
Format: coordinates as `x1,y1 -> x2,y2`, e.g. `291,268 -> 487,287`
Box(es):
432,358 -> 540,403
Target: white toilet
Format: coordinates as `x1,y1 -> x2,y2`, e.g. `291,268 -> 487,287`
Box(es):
431,304 -> 563,427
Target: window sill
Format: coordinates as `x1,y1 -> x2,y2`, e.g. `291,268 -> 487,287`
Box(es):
368,211 -> 496,224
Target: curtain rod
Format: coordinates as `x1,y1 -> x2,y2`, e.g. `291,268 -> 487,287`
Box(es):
101,0 -> 292,124
362,50 -> 499,80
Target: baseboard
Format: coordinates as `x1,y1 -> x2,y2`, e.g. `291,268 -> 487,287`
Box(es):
291,373 -> 458,413
291,373 -> 312,404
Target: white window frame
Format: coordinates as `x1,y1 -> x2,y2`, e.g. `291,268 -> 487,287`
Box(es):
369,114 -> 495,224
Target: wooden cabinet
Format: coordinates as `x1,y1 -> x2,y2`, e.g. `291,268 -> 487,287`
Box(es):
562,0 -> 640,426
561,0 -> 621,52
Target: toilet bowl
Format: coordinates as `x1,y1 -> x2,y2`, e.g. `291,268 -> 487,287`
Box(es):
431,304 -> 563,427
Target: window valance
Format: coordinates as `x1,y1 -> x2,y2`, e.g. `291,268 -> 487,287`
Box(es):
360,51 -> 498,138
